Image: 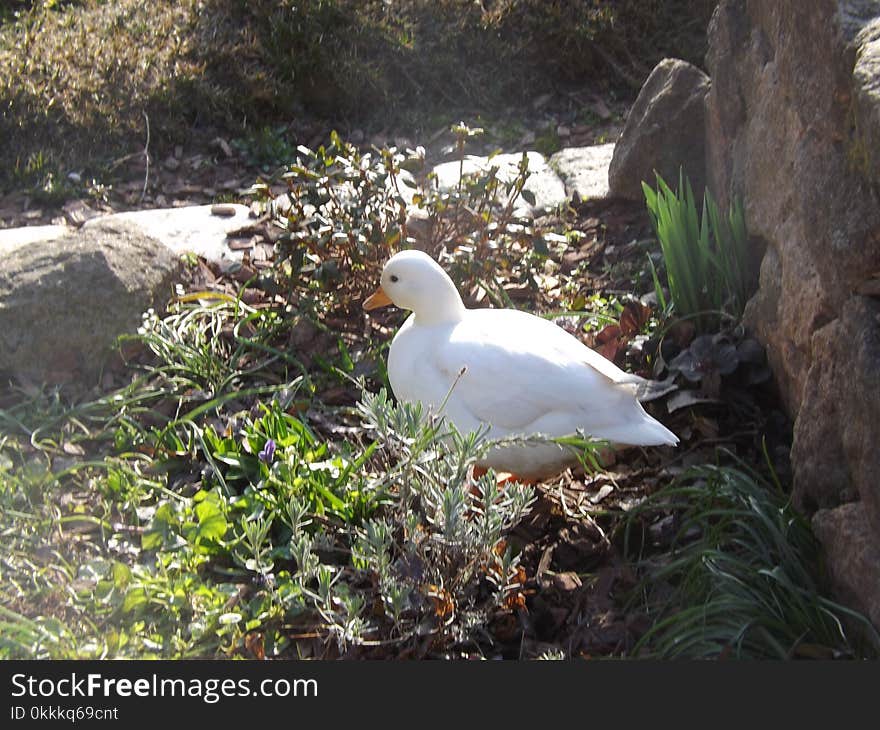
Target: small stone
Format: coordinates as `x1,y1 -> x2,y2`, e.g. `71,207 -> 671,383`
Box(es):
591,98 -> 613,120
250,243 -> 272,262
211,204 -> 237,217
542,232 -> 568,244
589,484 -> 615,504
550,572 -> 582,592
533,93 -> 553,110
213,137 -> 233,158
62,199 -> 99,227
227,237 -> 255,251
550,143 -> 615,201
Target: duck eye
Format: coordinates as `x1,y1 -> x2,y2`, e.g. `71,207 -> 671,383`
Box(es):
390,275 -> 399,283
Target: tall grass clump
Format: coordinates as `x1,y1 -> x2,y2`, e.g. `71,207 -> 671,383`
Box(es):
643,170 -> 752,330
624,460 -> 880,659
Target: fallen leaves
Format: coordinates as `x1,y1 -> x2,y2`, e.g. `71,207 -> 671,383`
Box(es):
592,300 -> 653,363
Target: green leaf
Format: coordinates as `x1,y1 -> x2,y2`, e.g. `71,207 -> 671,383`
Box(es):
112,562 -> 132,589
122,588 -> 147,614
195,498 -> 229,542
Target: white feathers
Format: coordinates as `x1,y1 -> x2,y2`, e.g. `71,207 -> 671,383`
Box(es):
369,250 -> 678,479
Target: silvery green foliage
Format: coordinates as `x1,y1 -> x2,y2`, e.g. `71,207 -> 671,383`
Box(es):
219,388 -> 596,653
348,388 -> 535,647
253,388 -> 536,652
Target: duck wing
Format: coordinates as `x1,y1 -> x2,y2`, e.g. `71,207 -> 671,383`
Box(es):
435,308 -> 647,434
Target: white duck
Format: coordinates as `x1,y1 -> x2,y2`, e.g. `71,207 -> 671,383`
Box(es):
363,250 -> 678,480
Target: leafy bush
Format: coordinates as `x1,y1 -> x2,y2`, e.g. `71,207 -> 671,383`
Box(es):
643,171 -> 753,330
255,126 -> 541,314
127,390 -> 535,657
256,131 -> 413,308
0,315 -> 542,658
416,124 -> 535,249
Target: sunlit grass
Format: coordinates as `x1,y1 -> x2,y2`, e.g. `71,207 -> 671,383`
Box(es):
643,170 -> 753,331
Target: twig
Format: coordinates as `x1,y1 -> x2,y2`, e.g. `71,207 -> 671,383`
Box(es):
139,112 -> 151,204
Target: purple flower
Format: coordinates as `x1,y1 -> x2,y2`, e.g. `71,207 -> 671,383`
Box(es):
258,439 -> 276,464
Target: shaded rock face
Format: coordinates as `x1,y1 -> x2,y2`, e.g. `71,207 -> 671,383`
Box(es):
608,58 -> 710,200
705,0 -> 880,628
0,220 -> 181,384
812,503 -> 880,628
793,297 -> 880,520
707,0 -> 880,414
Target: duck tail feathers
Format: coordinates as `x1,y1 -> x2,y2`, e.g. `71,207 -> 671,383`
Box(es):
598,414 -> 679,447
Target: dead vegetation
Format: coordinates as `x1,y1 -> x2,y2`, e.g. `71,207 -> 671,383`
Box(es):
0,0 -> 715,192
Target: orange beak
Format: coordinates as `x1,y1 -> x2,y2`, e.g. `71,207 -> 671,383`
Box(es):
363,286 -> 393,311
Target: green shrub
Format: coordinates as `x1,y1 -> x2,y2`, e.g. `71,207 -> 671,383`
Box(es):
0,286 -> 552,657
256,127 -> 541,315
257,131 -> 412,309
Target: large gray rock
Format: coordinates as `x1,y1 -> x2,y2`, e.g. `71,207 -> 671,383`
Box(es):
609,59 -> 710,200
705,0 -> 880,629
0,220 -> 181,384
84,204 -> 253,272
0,204 -> 256,272
0,224 -> 67,252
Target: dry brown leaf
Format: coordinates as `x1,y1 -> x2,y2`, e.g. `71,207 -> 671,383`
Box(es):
619,300 -> 652,337
244,632 -> 265,660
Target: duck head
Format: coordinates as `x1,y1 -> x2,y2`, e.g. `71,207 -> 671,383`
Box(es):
363,250 -> 466,325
